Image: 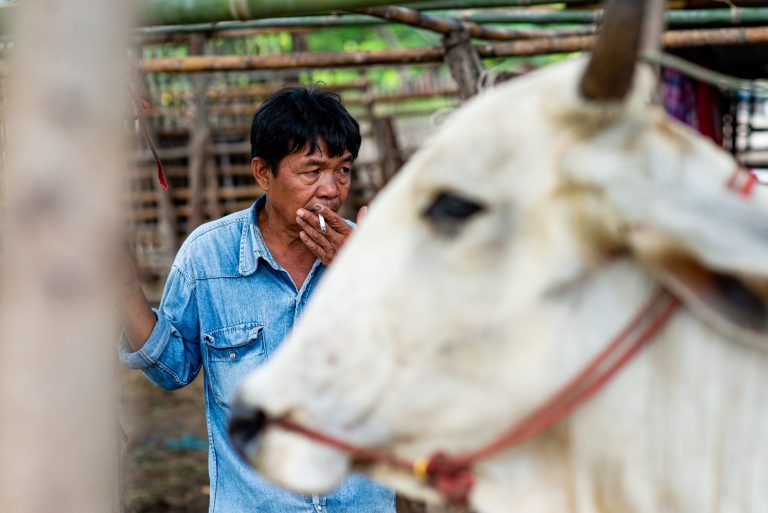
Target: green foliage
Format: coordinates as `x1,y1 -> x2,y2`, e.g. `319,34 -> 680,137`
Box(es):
295,24 -> 444,91
304,24 -> 440,53
141,20 -> 583,102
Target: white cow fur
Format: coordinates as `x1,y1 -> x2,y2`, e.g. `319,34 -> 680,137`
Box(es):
235,56 -> 768,513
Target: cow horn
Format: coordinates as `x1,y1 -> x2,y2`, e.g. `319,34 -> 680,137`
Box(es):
578,0 -> 647,101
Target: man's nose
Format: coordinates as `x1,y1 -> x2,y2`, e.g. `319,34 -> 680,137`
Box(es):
228,399 -> 267,462
316,172 -> 339,198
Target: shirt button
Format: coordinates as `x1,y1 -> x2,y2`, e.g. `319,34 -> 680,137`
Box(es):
229,352 -> 236,360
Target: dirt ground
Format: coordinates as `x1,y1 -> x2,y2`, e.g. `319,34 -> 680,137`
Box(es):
120,367 -> 210,513
119,367 -> 455,513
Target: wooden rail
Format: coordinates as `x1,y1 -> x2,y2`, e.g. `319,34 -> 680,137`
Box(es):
139,26 -> 768,73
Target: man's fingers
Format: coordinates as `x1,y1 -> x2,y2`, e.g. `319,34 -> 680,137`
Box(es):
296,206 -> 353,267
299,232 -> 328,264
297,217 -> 334,250
313,204 -> 349,232
297,209 -> 322,231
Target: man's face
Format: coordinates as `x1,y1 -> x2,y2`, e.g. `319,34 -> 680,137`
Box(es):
254,139 -> 353,232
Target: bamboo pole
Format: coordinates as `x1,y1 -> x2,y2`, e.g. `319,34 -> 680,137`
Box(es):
141,46 -> 446,72
139,0 -> 429,26
139,25 -> 768,73
456,7 -> 768,26
477,25 -> 768,56
134,15 -> 377,35
407,0 -> 594,8
133,8 -> 768,37
0,1 -> 128,513
135,14 -> 590,37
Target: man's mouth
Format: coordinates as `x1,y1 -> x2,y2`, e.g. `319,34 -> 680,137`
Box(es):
309,202 -> 338,212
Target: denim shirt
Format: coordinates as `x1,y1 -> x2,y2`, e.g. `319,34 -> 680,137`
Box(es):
119,196 -> 395,513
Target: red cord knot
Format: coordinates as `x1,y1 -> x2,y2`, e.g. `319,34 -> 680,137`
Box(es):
420,452 -> 475,505
728,167 -> 758,198
740,170 -> 758,197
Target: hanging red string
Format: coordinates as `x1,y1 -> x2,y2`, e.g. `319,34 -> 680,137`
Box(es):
130,65 -> 167,190
133,90 -> 167,190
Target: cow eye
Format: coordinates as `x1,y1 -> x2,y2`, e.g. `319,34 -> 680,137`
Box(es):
423,192 -> 486,231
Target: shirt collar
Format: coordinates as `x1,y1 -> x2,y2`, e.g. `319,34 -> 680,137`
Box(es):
238,195 -> 281,276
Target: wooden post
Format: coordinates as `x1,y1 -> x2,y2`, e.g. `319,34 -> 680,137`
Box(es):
153,152 -> 179,259
371,115 -> 404,184
187,33 -> 210,230
286,31 -> 308,84
442,27 -> 484,100
0,1 -> 129,513
205,155 -> 223,219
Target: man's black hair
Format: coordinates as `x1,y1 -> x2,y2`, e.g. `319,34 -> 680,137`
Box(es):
250,85 -> 361,175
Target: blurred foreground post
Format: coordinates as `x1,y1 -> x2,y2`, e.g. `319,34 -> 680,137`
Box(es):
0,0 -> 130,512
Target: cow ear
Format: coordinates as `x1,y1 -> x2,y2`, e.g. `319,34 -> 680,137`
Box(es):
602,175 -> 768,349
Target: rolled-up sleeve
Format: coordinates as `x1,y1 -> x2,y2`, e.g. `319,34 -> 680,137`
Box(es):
118,262 -> 202,390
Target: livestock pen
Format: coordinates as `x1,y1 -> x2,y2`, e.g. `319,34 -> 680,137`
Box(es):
0,1 -> 766,513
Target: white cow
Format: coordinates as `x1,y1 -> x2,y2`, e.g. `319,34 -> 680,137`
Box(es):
229,1 -> 768,511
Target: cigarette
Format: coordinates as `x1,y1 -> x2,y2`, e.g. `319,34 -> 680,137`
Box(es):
318,213 -> 327,235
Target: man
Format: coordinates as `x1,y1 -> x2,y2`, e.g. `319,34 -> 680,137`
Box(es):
120,86 -> 395,512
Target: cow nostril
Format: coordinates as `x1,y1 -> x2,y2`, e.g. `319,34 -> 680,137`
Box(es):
228,401 -> 267,462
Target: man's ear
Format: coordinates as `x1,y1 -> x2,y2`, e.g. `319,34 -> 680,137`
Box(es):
252,158 -> 272,191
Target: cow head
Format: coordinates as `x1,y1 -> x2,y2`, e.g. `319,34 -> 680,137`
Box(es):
228,1 -> 768,510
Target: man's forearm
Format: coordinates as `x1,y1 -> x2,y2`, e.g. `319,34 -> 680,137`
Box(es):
120,265 -> 157,352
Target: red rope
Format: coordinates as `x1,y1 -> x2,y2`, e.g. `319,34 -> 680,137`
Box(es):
269,417 -> 414,473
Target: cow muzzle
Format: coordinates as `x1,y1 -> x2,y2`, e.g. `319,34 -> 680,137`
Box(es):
228,399 -> 267,462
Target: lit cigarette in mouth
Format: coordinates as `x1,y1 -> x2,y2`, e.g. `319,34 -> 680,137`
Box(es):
318,213 -> 327,235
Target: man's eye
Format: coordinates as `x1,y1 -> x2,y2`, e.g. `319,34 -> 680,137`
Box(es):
334,168 -> 352,181
423,192 -> 486,226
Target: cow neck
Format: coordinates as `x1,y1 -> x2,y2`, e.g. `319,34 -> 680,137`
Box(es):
265,167 -> 758,506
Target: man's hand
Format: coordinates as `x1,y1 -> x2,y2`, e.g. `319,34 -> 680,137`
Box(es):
296,204 -> 365,266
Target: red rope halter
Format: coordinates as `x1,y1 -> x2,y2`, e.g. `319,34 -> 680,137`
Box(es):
271,289 -> 680,504
265,167 -> 758,505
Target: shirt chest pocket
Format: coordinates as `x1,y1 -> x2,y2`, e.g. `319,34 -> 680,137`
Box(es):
203,322 -> 266,408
